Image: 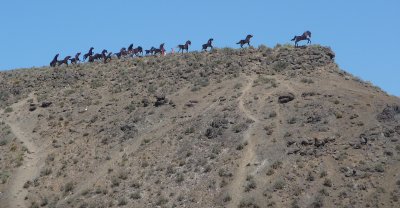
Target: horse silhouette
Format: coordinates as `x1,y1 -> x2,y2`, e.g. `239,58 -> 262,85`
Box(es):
202,38 -> 214,51
132,46 -> 143,56
145,47 -> 156,55
115,48 -> 127,59
237,35 -> 253,48
83,47 -> 94,61
57,56 -> 72,66
291,31 -> 312,47
153,43 -> 165,55
127,44 -> 134,54
69,52 -> 81,64
177,40 -> 191,53
50,53 -> 59,67
89,50 -> 107,62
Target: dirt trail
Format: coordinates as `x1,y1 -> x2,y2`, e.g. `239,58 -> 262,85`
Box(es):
1,94 -> 43,208
228,75 -> 259,208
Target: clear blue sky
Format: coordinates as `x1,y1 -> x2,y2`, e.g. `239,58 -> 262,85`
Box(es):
1,0 -> 399,96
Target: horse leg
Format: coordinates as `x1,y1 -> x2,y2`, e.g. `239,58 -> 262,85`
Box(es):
308,38 -> 311,44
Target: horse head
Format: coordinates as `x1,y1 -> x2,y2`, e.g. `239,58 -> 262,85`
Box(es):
186,40 -> 192,45
305,31 -> 312,38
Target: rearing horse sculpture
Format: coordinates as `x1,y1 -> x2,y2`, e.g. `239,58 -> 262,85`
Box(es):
291,31 -> 312,47
177,40 -> 191,53
83,47 -> 94,61
153,43 -> 165,55
132,46 -> 143,56
50,53 -> 59,67
127,44 -> 134,54
202,38 -> 214,51
57,56 -> 72,66
69,52 -> 81,64
237,35 -> 253,48
89,49 -> 107,63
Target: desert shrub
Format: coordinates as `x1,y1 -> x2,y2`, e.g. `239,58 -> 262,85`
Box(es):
258,44 -> 269,51
64,182 -> 74,193
245,178 -> 257,192
156,196 -> 168,206
5,107 -> 13,113
220,47 -> 235,55
175,173 -> 184,183
273,179 -> 285,190
374,164 -> 385,172
117,197 -> 127,206
0,172 -> 10,184
0,139 -> 8,146
271,161 -> 282,169
239,198 -> 259,208
0,91 -> 10,101
311,195 -> 324,208
272,61 -> 288,72
40,167 -> 52,176
232,123 -> 248,133
90,79 -> 103,89
323,178 -> 332,187
234,83 -> 243,89
269,111 -> 277,118
147,84 -> 157,94
301,78 -> 314,84
131,191 -> 141,200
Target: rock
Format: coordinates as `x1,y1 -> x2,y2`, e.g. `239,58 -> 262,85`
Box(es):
142,98 -> 150,107
278,93 -> 295,104
342,167 -> 357,177
300,138 -> 313,146
41,101 -> 52,108
29,104 -> 37,111
395,126 -> 400,135
286,139 -> 296,147
377,105 -> 400,122
287,148 -> 300,155
314,138 -> 325,147
360,135 -> 367,145
154,94 -> 168,107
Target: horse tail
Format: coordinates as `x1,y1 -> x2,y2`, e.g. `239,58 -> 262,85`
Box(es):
236,41 -> 241,44
291,36 -> 297,41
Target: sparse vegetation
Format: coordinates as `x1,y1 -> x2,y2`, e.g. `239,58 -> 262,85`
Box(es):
5,107 -> 13,113
0,45 -> 396,208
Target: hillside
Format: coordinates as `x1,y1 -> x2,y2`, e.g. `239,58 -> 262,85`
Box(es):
0,45 -> 399,208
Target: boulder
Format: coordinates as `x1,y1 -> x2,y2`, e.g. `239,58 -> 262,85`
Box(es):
278,93 -> 295,104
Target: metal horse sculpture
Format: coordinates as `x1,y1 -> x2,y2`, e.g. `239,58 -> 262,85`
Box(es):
50,54 -> 59,67
291,31 -> 312,47
237,35 -> 253,48
202,38 -> 214,51
83,47 -> 94,61
177,40 -> 191,53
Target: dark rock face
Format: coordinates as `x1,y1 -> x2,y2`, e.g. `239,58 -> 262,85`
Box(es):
278,93 -> 295,104
377,105 -> 400,122
154,95 -> 168,107
142,98 -> 150,107
41,101 -> 52,108
29,104 -> 37,111
395,126 -> 400,135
